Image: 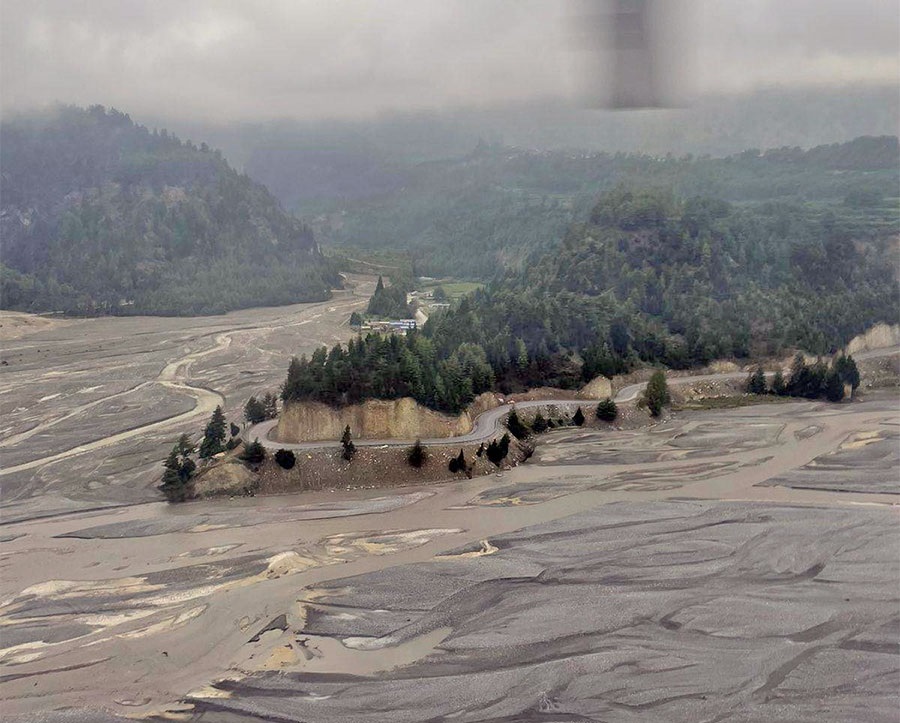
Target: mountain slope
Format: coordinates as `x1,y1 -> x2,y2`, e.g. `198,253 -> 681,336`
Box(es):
309,135 -> 899,279
0,105 -> 339,315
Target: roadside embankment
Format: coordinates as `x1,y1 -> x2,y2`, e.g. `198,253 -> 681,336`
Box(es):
275,393 -> 498,442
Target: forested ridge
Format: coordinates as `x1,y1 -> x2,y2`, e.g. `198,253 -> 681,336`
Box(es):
312,135 -> 899,278
0,105 -> 339,315
283,183 -> 899,413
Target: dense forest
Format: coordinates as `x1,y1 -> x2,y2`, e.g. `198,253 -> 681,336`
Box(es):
0,105 -> 339,315
310,135 -> 899,278
283,183 -> 899,413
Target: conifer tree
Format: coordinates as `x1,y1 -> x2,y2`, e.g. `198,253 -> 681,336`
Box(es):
340,425 -> 356,461
643,371 -> 670,417
596,398 -> 618,422
573,407 -> 585,426
199,405 -> 227,458
407,439 -> 427,468
771,369 -> 786,396
240,438 -> 266,465
824,369 -> 845,402
507,408 -> 529,439
746,367 -> 767,395
244,396 -> 266,424
263,392 -> 278,419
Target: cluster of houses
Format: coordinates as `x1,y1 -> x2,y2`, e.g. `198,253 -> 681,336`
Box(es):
356,318 -> 417,334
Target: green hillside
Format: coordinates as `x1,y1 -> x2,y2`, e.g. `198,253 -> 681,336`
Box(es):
0,105 -> 339,315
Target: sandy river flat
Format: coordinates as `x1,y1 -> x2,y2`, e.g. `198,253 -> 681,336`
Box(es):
0,389 -> 897,721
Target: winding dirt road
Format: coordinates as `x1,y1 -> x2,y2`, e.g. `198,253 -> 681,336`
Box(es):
247,347 -> 896,450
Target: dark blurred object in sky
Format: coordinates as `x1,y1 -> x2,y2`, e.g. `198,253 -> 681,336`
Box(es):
571,0 -> 692,109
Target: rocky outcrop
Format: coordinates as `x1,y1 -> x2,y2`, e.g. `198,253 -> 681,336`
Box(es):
275,393 -> 499,443
579,375 -> 613,400
845,323 -> 900,355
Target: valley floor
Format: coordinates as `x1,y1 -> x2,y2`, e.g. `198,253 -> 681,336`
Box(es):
0,392 -> 897,721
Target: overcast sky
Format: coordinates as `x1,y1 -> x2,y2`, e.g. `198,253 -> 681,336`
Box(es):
1,0 -> 897,122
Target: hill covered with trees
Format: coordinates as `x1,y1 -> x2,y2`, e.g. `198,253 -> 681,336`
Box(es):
282,184 -> 898,413
0,105 -> 339,315
309,135 -> 899,279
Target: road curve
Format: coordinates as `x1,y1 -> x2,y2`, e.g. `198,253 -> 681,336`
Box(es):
248,347 -> 898,452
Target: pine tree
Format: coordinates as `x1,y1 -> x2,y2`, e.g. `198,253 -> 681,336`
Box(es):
176,433 -> 195,457
824,369 -> 845,402
448,447 -> 466,473
531,412 -> 548,433
240,438 -> 266,464
199,405 -> 227,458
746,367 -> 766,395
498,433 -> 511,458
573,406 -> 585,426
407,439 -> 427,468
507,408 -> 529,439
770,369 -> 786,396
834,354 -> 860,390
340,425 -> 356,461
643,371 -> 670,417
244,396 -> 266,424
263,392 -> 278,419
161,447 -> 182,488
456,448 -> 466,471
485,439 -> 503,467
596,398 -> 618,422
159,436 -> 196,502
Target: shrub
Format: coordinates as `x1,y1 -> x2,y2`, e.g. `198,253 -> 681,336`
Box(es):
448,448 -> 466,473
485,440 -> 503,467
507,408 -> 530,439
531,412 -> 548,433
407,439 -> 427,468
340,425 -> 356,461
240,439 -> 266,465
274,448 -> 296,469
596,398 -> 618,421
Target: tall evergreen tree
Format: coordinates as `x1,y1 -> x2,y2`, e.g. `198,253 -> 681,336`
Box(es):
834,354 -> 860,390
340,425 -> 356,461
244,396 -> 266,424
770,369 -> 787,396
263,392 -> 278,419
824,369 -> 845,402
746,367 -> 767,395
573,406 -> 585,426
643,371 -> 670,417
199,405 -> 227,458
159,435 -> 196,502
507,408 -> 529,439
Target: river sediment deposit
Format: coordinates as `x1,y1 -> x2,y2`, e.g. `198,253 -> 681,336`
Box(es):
1,389 -> 897,721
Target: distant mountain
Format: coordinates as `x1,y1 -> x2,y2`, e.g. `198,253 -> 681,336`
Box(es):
154,84 -> 898,203
309,135 -> 900,278
0,105 -> 339,315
